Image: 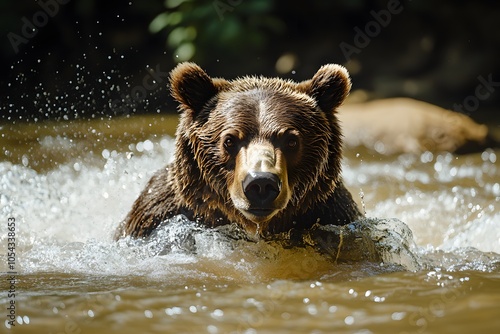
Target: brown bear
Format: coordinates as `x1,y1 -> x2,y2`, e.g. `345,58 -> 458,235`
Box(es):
115,62 -> 362,240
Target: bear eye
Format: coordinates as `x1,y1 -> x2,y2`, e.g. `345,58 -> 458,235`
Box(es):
282,131 -> 300,152
222,134 -> 239,153
224,137 -> 235,149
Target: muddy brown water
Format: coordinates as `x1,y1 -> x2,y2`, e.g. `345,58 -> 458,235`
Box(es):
1,114 -> 499,333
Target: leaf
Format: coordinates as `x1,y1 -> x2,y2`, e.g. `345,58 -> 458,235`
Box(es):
149,12 -> 183,33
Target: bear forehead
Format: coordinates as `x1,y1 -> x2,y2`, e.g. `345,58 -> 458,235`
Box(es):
210,87 -> 326,134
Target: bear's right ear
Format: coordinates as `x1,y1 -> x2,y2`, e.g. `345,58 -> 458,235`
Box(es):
170,62 -> 228,114
297,64 -> 352,113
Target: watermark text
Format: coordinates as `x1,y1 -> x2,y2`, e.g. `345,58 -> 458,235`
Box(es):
452,74 -> 500,114
340,0 -> 404,61
5,217 -> 17,329
7,0 -> 71,54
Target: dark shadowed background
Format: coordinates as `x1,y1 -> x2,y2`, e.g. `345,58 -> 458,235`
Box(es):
0,0 -> 499,123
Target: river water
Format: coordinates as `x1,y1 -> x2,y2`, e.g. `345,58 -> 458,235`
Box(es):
1,115 -> 499,333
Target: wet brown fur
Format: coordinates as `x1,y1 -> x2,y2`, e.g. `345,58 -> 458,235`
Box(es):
116,63 -> 361,239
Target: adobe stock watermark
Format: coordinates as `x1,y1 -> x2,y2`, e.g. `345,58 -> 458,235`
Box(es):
7,0 -> 71,54
109,64 -> 169,116
213,0 -> 243,21
5,217 -> 17,329
452,74 -> 500,114
339,0 -> 405,61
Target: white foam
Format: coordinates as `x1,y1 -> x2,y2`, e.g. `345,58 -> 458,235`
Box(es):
1,139 -> 499,278
343,151 -> 500,255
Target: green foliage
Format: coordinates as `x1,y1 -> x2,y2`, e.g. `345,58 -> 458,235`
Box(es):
149,0 -> 283,62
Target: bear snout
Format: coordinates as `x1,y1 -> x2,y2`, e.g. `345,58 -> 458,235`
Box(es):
229,141 -> 291,224
242,171 -> 281,213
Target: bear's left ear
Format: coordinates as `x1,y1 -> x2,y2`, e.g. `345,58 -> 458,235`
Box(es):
170,62 -> 229,114
297,64 -> 351,113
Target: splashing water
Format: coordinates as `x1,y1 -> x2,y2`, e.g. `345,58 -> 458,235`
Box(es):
1,129 -> 499,279
1,119 -> 499,333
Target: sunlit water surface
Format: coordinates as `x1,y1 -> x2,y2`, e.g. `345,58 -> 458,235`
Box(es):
1,115 -> 500,333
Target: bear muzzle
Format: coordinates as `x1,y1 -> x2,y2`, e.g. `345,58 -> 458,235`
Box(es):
230,142 -> 291,223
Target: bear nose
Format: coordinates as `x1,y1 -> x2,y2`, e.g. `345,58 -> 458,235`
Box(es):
242,172 -> 281,207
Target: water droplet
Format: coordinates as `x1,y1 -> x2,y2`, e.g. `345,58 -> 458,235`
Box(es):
207,325 -> 218,334
391,312 -> 406,321
102,149 -> 110,159
143,140 -> 154,151
211,309 -> 224,318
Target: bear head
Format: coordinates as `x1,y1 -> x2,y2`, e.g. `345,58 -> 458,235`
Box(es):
170,62 -> 351,235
